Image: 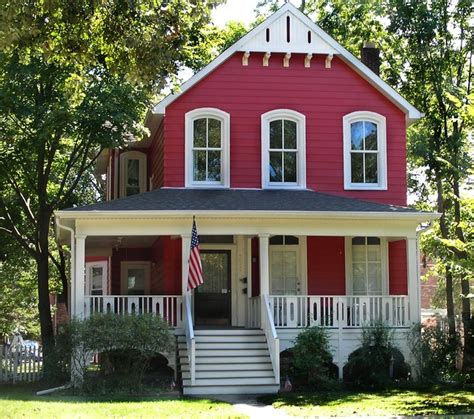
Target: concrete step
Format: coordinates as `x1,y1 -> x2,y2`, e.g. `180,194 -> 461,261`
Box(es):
182,369 -> 275,379
183,377 -> 278,387
183,384 -> 280,395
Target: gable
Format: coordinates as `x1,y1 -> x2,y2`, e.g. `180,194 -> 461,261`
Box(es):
152,3 -> 421,124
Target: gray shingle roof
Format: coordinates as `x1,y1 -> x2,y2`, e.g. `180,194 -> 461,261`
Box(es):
63,188 -> 426,214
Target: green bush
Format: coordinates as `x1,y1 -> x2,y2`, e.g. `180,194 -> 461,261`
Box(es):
290,326 -> 337,388
409,323 -> 460,383
70,313 -> 174,393
42,325 -> 72,385
344,323 -> 410,389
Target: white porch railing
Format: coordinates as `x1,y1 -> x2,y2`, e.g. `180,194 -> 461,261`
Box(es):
183,293 -> 195,385
84,295 -> 183,328
262,295 -> 280,384
268,295 -> 409,328
247,296 -> 261,328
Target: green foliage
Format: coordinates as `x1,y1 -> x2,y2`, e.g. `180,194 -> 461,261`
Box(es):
409,323 -> 461,383
291,327 -> 336,388
70,314 -> 174,393
344,323 -> 410,388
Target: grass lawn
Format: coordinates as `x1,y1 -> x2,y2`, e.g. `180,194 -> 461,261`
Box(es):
0,384 -> 246,418
260,386 -> 474,417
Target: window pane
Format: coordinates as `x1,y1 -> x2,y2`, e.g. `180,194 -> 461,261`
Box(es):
127,159 -> 139,187
368,263 -> 382,294
351,121 -> 364,150
208,118 -> 221,148
352,237 -> 365,245
284,152 -> 297,182
352,246 -> 366,262
364,122 -> 378,150
193,118 -> 206,147
126,186 -> 141,196
91,267 -> 103,296
193,150 -> 206,181
367,237 -> 380,245
352,263 -> 367,294
208,150 -> 221,181
284,236 -> 299,245
269,235 -> 284,245
284,120 -> 297,149
365,153 -> 378,183
199,253 -> 229,293
269,151 -> 283,182
367,245 -> 381,262
351,153 -> 363,183
270,120 -> 282,149
127,268 -> 145,295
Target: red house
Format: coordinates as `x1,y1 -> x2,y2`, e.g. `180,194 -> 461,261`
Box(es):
56,3 -> 437,394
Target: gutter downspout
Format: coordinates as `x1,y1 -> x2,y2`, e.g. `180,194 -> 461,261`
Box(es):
55,216 -> 75,317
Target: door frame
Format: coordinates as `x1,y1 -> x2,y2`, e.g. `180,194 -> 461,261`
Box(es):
85,260 -> 108,295
195,243 -> 237,326
269,236 -> 307,295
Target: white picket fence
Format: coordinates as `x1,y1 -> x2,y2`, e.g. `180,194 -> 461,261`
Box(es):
0,345 -> 43,383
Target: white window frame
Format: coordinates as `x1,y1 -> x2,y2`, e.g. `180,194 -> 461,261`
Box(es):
343,111 -> 387,190
119,151 -> 147,197
344,237 -> 389,296
85,261 -> 108,296
185,108 -> 230,188
261,109 -> 306,189
120,261 -> 151,295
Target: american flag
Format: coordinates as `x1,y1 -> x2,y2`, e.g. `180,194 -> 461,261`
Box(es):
187,219 -> 204,290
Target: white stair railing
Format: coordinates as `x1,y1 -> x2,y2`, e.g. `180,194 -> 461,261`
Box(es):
183,293 -> 195,385
262,294 -> 280,385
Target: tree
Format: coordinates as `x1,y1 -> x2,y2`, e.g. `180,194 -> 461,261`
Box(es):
0,0 -> 223,366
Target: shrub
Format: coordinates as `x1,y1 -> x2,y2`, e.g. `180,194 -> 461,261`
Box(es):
70,313 -> 174,393
344,322 -> 410,389
409,323 -> 460,383
42,325 -> 72,385
290,326 -> 337,388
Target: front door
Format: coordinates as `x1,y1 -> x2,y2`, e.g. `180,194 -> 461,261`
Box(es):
194,250 -> 231,326
85,261 -> 108,295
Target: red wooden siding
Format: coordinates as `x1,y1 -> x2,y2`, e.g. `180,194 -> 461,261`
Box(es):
307,236 -> 345,295
150,120 -> 165,189
163,53 -> 407,205
388,240 -> 407,295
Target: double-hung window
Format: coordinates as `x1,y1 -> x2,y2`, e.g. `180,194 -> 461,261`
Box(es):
262,109 -> 306,188
185,108 -> 230,188
347,237 -> 387,295
120,151 -> 147,197
343,111 -> 387,190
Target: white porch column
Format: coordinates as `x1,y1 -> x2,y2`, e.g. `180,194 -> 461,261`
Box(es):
74,234 -> 86,319
406,236 -> 420,324
181,234 -> 191,295
259,234 -> 270,326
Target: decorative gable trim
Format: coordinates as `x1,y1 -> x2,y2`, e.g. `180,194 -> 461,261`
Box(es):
152,3 -> 421,124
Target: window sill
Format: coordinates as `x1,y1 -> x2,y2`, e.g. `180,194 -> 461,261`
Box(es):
186,184 -> 230,189
263,184 -> 307,190
344,184 -> 387,191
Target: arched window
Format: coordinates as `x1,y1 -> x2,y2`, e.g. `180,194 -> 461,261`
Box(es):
185,108 -> 230,188
261,109 -> 306,189
343,111 -> 387,190
120,150 -> 147,197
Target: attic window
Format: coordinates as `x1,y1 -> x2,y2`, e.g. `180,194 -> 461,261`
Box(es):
307,31 -> 311,44
119,151 -> 147,197
266,28 -> 270,42
286,16 -> 290,43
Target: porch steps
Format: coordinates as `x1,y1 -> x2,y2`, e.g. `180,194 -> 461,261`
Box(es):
177,329 -> 280,395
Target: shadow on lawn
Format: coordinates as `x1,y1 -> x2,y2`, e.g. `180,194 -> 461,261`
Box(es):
0,383 -> 225,406
258,386 -> 474,416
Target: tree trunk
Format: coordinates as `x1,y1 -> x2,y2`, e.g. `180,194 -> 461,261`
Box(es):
445,266 -> 456,340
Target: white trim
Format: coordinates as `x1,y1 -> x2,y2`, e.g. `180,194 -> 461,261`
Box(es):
185,108 -> 230,188
261,109 -> 306,189
345,237 -> 388,295
152,3 -> 422,123
120,261 -> 151,295
119,151 -> 147,198
85,261 -> 108,295
343,111 -> 387,191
